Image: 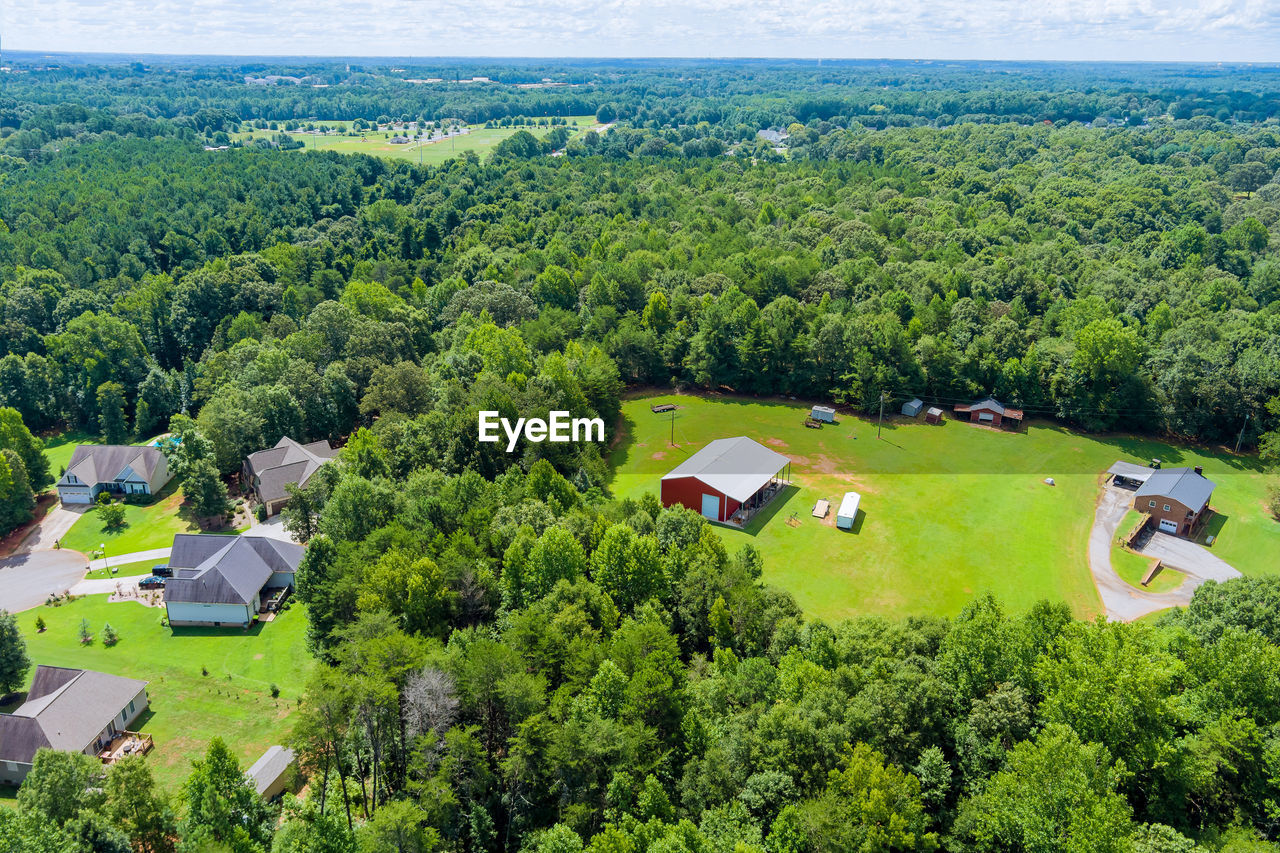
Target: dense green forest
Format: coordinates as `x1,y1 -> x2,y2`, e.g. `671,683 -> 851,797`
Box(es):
2,59 -> 1280,852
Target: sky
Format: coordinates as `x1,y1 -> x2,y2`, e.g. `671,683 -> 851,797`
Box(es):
4,0 -> 1280,61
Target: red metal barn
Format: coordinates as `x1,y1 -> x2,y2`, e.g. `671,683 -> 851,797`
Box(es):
953,396 -> 1024,429
660,437 -> 791,523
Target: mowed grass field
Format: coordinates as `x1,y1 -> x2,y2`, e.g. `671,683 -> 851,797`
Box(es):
9,596 -> 313,792
609,394 -> 1278,622
232,116 -> 599,163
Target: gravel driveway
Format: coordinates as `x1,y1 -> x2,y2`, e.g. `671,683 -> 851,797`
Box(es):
1088,485 -> 1242,621
0,550 -> 89,612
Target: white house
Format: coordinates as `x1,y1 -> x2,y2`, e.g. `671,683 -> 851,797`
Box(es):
56,445 -> 171,504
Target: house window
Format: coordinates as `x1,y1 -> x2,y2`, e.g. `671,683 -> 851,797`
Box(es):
1164,505 -> 1171,512
1148,500 -> 1156,508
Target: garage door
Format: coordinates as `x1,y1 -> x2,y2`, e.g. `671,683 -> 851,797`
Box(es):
978,412 -> 994,422
700,494 -> 720,521
1159,519 -> 1178,534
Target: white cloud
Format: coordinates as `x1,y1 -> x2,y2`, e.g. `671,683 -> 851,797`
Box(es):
4,0 -> 1279,59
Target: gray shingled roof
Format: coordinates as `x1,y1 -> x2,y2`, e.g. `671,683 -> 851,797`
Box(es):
661,436 -> 790,502
246,745 -> 297,796
164,534 -> 304,606
1135,467 -> 1215,512
245,437 -> 337,503
58,445 -> 165,487
0,666 -> 148,764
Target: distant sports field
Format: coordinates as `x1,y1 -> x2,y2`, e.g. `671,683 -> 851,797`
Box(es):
609,393 -> 1278,622
231,116 -> 599,163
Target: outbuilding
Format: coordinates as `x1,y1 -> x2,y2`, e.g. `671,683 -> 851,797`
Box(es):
837,491 -> 861,530
925,407 -> 944,425
661,436 -> 791,525
953,396 -> 1023,429
810,405 -> 836,423
901,398 -> 923,417
246,746 -> 297,800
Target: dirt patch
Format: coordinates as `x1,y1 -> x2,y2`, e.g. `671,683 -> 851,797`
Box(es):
651,451 -> 667,460
765,438 -> 789,448
253,653 -> 265,661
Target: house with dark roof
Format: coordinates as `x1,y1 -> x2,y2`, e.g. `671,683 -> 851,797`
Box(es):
242,436 -> 338,516
56,445 -> 171,504
163,534 -> 305,627
0,666 -> 148,785
660,436 -> 791,525
1133,466 -> 1215,537
953,396 -> 1024,429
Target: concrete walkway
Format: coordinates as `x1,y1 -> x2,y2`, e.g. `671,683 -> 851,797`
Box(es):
92,548 -> 172,569
71,576 -> 142,596
1087,485 -> 1241,621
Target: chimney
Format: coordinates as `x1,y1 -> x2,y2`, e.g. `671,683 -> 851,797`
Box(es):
1194,465 -> 1203,476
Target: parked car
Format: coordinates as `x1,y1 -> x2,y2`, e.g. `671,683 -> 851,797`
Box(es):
138,575 -> 167,589
151,564 -> 173,577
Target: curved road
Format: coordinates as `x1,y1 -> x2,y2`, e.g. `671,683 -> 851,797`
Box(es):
1088,485 -> 1241,621
0,550 -> 90,612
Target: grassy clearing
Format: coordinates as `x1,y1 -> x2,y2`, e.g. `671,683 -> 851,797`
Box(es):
60,483 -> 200,556
1112,546 -> 1185,594
231,116 -> 598,163
40,428 -> 97,483
609,393 -> 1278,622
17,595 -> 312,792
84,558 -> 165,580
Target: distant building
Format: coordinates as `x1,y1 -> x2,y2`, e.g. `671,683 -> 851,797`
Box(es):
0,666 -> 148,785
243,436 -> 338,516
389,135 -> 410,144
953,397 -> 1023,429
57,445 -> 171,504
163,534 -> 304,628
810,405 -> 836,423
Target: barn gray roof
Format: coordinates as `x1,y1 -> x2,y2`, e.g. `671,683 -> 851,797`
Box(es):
164,534 -> 304,606
1135,467 -> 1215,512
246,745 -> 297,796
1107,461 -> 1155,483
0,666 -> 147,764
245,437 -> 337,503
58,445 -> 165,487
661,436 -> 790,502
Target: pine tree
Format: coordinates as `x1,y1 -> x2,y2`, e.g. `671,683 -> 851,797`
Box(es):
0,609 -> 31,694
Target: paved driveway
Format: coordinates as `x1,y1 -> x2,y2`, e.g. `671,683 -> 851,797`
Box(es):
244,515 -> 297,542
0,550 -> 89,612
17,504 -> 89,553
1138,532 -> 1241,582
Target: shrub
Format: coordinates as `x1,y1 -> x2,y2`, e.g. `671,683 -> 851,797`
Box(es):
255,503 -> 268,523
99,500 -> 126,530
101,623 -> 119,647
1267,479 -> 1280,520
270,683 -> 280,698
34,615 -> 45,633
78,618 -> 93,645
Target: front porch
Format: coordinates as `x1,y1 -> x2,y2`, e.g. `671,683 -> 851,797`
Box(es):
723,476 -> 792,529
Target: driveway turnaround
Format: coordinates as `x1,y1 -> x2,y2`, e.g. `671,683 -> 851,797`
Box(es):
0,550 -> 89,612
1088,485 -> 1241,622
17,504 -> 88,553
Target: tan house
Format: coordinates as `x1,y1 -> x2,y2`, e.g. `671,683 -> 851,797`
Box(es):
242,437 -> 337,516
56,445 -> 171,504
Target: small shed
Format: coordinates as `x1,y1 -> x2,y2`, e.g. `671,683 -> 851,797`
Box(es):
246,746 -> 297,800
901,398 -> 923,417
837,491 -> 861,530
925,407 -> 944,424
810,405 -> 836,423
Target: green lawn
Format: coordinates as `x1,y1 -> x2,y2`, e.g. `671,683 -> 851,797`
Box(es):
1112,545 -> 1185,594
232,116 -> 598,163
13,596 -> 313,791
40,429 -> 98,483
59,483 -> 200,557
609,394 -> 1278,622
84,558 -> 166,580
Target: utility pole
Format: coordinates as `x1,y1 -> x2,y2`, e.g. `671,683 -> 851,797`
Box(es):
1235,412 -> 1250,454
877,391 -> 886,439
670,408 -> 675,447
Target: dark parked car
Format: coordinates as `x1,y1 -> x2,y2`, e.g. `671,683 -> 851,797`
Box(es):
138,575 -> 167,589
151,564 -> 173,577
